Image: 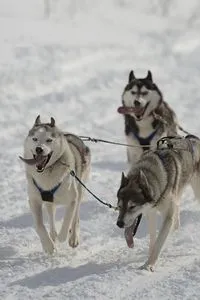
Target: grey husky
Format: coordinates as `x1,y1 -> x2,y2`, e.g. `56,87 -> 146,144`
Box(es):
20,116 -> 91,254
116,134 -> 200,271
117,70 -> 180,164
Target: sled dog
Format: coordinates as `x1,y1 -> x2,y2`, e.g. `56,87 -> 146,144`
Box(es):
20,116 -> 91,254
116,134 -> 200,270
118,70 -> 180,164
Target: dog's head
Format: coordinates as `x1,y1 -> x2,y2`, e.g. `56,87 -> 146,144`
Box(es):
118,70 -> 162,121
116,171 -> 153,229
21,115 -> 64,172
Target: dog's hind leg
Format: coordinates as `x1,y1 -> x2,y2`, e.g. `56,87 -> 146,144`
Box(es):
29,199 -> 55,254
140,203 -> 175,271
45,203 -> 57,242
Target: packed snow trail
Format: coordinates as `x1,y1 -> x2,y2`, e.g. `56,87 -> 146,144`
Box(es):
1,1 -> 200,299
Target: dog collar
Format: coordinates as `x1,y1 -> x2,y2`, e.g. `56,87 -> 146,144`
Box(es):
32,178 -> 62,202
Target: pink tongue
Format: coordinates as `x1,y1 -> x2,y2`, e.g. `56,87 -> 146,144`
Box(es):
124,226 -> 134,248
19,156 -> 36,165
124,215 -> 142,248
36,157 -> 46,168
19,155 -> 46,166
118,106 -> 126,114
117,106 -> 144,115
117,106 -> 134,114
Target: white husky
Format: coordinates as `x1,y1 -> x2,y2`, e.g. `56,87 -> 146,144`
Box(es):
20,115 -> 91,254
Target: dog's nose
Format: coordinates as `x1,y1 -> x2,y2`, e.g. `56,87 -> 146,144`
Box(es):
134,100 -> 141,107
35,147 -> 43,154
117,220 -> 124,228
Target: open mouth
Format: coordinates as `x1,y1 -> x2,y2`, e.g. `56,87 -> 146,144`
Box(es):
117,102 -> 149,120
33,152 -> 52,172
124,214 -> 142,248
19,152 -> 53,172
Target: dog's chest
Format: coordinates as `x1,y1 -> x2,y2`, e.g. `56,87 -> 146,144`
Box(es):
128,117 -> 167,147
51,178 -> 76,205
30,170 -> 76,205
136,118 -> 156,138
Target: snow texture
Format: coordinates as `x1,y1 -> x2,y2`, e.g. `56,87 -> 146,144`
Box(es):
0,1 -> 200,299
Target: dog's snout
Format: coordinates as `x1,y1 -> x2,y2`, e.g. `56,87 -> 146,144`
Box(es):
36,147 -> 43,154
117,220 -> 124,228
134,100 -> 141,107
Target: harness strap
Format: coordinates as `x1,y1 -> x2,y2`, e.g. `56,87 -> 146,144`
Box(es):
32,178 -> 62,202
132,127 -> 159,151
70,170 -> 118,211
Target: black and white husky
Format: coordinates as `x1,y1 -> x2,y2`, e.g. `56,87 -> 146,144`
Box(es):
118,70 -> 179,164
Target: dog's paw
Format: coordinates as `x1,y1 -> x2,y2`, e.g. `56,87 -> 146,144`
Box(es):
42,238 -> 56,255
139,263 -> 155,272
68,234 -> 79,248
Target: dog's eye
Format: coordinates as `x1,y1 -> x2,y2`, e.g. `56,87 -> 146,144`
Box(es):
141,91 -> 148,96
32,137 -> 38,142
131,91 -> 136,95
129,205 -> 136,210
46,138 -> 53,143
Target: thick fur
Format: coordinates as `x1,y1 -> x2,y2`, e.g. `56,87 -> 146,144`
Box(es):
22,116 -> 91,254
120,70 -> 179,164
116,135 -> 200,271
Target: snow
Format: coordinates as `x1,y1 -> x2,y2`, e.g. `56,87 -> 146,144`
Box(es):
1,0 -> 200,299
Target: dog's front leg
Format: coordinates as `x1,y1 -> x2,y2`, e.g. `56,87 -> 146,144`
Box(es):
68,201 -> 80,248
173,203 -> 180,231
191,175 -> 200,201
29,199 -> 55,254
58,198 -> 78,243
45,203 -> 57,241
141,205 -> 175,271
68,181 -> 86,248
126,135 -> 142,164
146,210 -> 157,256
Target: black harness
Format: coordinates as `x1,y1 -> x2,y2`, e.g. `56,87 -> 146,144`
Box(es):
132,126 -> 159,151
32,178 -> 62,202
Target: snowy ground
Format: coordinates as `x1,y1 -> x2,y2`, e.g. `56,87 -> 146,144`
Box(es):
1,0 -> 200,299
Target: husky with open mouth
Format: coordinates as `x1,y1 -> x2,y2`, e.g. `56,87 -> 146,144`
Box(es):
118,70 -> 179,164
116,134 -> 200,271
20,115 -> 91,254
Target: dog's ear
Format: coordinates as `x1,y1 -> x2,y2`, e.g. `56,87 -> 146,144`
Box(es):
34,115 -> 41,126
50,117 -> 55,127
128,70 -> 135,83
146,70 -> 153,82
138,170 -> 149,188
120,172 -> 129,188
